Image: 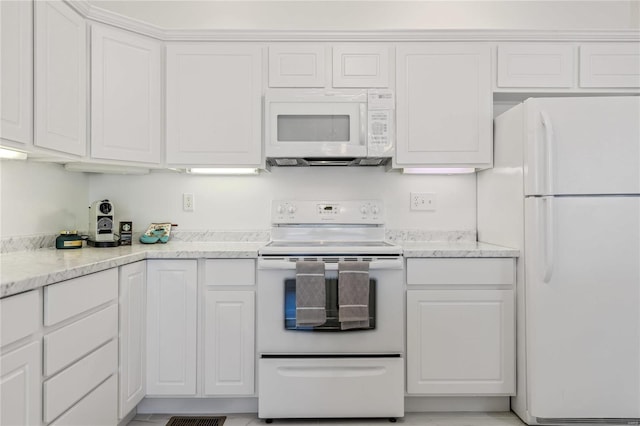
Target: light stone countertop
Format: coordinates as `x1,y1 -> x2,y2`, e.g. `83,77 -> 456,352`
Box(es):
0,239 -> 518,299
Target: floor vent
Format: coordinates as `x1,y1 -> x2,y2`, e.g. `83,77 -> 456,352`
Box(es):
165,416 -> 226,426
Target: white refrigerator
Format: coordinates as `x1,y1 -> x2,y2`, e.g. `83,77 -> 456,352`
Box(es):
478,96 -> 640,424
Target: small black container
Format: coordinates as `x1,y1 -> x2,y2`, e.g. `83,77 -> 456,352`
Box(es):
56,231 -> 83,249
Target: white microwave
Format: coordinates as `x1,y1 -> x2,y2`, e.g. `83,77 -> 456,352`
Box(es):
264,89 -> 394,166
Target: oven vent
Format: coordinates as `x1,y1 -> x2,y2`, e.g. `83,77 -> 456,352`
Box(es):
322,258 -> 340,263
343,257 -> 359,262
362,257 -> 373,262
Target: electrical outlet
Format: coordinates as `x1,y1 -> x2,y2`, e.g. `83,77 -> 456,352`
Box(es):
183,193 -> 194,212
410,192 -> 436,211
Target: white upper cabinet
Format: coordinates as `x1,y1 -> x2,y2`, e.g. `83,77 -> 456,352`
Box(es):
580,43 -> 640,88
91,25 -> 162,164
0,1 -> 33,146
269,43 -> 327,87
269,43 -> 391,88
34,0 -> 87,156
395,43 -> 492,168
333,44 -> 390,88
497,43 -> 575,88
166,43 -> 262,166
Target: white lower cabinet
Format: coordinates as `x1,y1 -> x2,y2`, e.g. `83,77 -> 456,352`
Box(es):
204,259 -> 256,396
0,341 -> 42,426
204,290 -> 255,395
119,261 -> 147,418
406,258 -> 515,395
146,260 -> 198,395
43,270 -> 119,424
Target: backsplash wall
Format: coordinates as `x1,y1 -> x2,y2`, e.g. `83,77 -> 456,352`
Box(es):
88,167 -> 476,235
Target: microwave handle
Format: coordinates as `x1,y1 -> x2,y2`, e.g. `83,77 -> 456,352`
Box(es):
360,104 -> 367,146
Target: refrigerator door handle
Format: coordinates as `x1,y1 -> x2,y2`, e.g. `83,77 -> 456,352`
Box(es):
540,111 -> 555,195
542,196 -> 555,283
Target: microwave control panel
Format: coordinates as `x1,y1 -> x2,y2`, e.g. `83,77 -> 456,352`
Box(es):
367,90 -> 394,157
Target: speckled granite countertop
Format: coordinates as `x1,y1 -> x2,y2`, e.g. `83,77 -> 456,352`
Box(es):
0,242 -> 263,298
0,240 -> 518,298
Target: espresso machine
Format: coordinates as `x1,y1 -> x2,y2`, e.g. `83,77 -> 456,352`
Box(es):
87,199 -> 118,247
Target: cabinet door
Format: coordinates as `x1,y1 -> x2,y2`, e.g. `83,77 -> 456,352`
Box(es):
204,290 -> 255,395
34,0 -> 87,156
396,43 -> 492,167
91,25 -> 161,164
0,0 -> 33,146
406,290 -> 515,395
580,43 -> 640,88
0,341 -> 41,426
268,44 -> 326,87
497,43 -> 575,88
146,260 -> 197,395
166,44 -> 262,166
119,261 -> 146,418
333,44 -> 389,88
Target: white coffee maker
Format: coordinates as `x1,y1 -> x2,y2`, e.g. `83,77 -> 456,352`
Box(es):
88,199 -> 118,247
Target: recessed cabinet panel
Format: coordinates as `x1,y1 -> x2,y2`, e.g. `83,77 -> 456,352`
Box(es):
0,0 -> 33,145
269,44 -> 326,87
0,342 -> 41,426
204,290 -> 255,395
333,44 -> 389,87
497,43 -> 575,88
0,290 -> 39,347
406,290 -> 515,395
396,43 -> 492,167
166,43 -> 262,166
91,25 -> 161,164
34,0 -> 87,156
580,43 -> 640,88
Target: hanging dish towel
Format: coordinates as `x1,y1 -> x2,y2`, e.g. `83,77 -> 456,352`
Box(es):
295,261 -> 327,327
338,261 -> 370,330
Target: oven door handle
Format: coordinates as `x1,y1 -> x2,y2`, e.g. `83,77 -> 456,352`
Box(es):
258,258 -> 404,270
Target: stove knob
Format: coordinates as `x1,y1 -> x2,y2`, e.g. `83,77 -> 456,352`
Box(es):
360,206 -> 369,215
371,205 -> 379,215
287,205 -> 297,214
276,205 -> 284,214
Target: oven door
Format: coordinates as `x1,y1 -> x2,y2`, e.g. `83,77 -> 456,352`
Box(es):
257,257 -> 404,354
265,100 -> 367,158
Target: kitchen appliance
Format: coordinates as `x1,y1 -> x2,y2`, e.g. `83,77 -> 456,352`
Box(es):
264,89 -> 394,166
87,199 -> 118,247
477,96 -> 640,425
257,200 -> 404,421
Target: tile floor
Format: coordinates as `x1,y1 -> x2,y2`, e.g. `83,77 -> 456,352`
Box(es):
129,412 -> 527,426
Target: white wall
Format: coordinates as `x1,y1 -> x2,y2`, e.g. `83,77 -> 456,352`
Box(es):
87,167 -> 476,233
89,0 -> 639,30
0,160 -> 90,237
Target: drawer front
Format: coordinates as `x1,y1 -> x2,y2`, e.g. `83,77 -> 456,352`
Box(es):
205,259 -> 255,286
259,357 -> 404,418
44,304 -> 118,376
50,375 -> 117,426
1,290 -> 39,347
45,269 -> 118,326
43,340 -> 117,423
407,258 -> 514,286
497,43 -> 575,88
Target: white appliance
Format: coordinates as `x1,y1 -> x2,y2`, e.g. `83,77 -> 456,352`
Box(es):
264,89 -> 394,166
257,200 -> 404,422
478,96 -> 640,425
88,199 -> 115,243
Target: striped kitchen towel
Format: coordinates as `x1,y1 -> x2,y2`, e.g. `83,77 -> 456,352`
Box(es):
295,261 -> 327,326
338,261 -> 370,330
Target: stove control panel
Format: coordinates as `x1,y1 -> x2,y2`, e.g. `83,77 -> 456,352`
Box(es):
272,200 -> 384,224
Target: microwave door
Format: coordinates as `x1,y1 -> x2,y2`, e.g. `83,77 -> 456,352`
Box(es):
267,102 -> 367,158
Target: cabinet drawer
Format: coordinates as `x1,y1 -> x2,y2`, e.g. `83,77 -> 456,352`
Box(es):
44,269 -> 118,326
44,304 -> 118,376
1,290 -> 39,347
497,43 -> 575,88
580,43 -> 640,88
406,258 -> 514,285
50,375 -> 117,426
205,259 -> 255,286
43,340 -> 117,423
